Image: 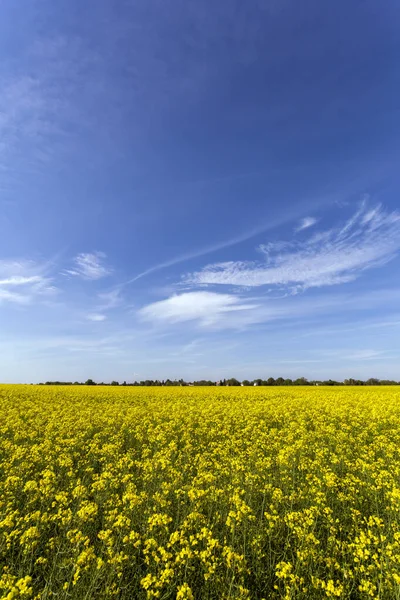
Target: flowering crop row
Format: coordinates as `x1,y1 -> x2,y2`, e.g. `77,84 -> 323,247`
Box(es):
1,385 -> 400,599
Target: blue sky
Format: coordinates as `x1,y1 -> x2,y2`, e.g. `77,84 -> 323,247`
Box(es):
1,0 -> 400,382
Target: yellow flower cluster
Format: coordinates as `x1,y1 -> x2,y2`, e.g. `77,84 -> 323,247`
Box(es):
1,384 -> 400,598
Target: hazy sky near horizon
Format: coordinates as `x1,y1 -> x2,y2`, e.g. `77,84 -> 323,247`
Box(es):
1,0 -> 400,382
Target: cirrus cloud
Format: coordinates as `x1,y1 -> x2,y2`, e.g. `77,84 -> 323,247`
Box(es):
186,203 -> 400,292
139,291 -> 259,327
0,259 -> 56,305
86,313 -> 107,322
295,216 -> 318,232
64,252 -> 111,280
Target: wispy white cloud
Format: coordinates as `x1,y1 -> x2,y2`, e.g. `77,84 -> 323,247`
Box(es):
0,289 -> 29,305
122,201 -> 332,286
138,282 -> 400,332
315,348 -> 392,362
187,203 -> 400,291
0,72 -> 68,180
0,275 -> 43,286
80,289 -> 122,324
298,317 -> 400,339
0,259 -> 55,305
295,216 -> 317,232
138,288 -> 344,330
123,223 -> 284,285
139,291 -> 259,327
0,34 -> 101,181
86,313 -> 106,322
64,252 -> 111,280
342,349 -> 386,361
98,288 -> 122,309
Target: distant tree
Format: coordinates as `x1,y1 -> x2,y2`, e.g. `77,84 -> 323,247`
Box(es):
294,377 -> 309,386
346,379 -> 363,386
226,378 -> 241,386
38,375 -> 395,386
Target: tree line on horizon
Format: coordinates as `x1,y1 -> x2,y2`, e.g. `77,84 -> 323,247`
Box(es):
39,377 -> 400,386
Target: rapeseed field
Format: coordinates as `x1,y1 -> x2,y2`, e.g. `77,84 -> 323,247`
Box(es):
1,385 -> 400,599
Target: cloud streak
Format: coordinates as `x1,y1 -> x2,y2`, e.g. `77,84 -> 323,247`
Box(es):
0,259 -> 55,305
122,199 -> 335,286
138,286 -> 400,332
295,216 -> 317,232
139,291 -> 259,327
86,313 -> 107,322
64,252 -> 111,280
186,203 -> 400,291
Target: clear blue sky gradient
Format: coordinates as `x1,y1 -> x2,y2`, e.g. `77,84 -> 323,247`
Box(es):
1,0 -> 400,382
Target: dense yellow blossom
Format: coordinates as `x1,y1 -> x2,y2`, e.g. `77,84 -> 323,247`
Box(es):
1,384 -> 400,598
